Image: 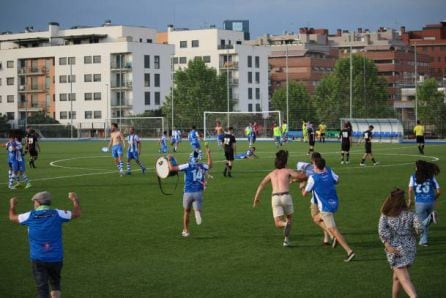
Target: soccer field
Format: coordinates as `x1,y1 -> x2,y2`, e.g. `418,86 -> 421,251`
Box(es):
1,140 -> 445,297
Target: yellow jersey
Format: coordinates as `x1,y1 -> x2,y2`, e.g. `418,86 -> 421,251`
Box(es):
281,124 -> 288,133
318,124 -> 327,133
413,125 -> 424,136
273,126 -> 282,137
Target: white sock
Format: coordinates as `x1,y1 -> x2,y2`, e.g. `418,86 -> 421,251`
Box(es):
195,210 -> 202,225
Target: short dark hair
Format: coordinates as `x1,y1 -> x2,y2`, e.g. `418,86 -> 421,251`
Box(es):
417,120 -> 421,124
228,127 -> 234,131
381,188 -> 407,217
311,152 -> 322,161
111,123 -> 118,128
192,125 -> 196,129
275,150 -> 288,169
369,125 -> 374,130
314,158 -> 326,170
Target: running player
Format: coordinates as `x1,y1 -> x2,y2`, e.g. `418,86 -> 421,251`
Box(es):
160,131 -> 168,154
223,127 -> 236,177
167,145 -> 212,237
171,128 -> 181,152
302,157 -> 356,262
215,121 -> 225,149
413,120 -> 425,154
360,125 -> 378,166
25,127 -> 40,168
339,122 -> 352,164
318,122 -> 327,143
307,123 -> 315,156
15,135 -> 32,188
281,120 -> 288,143
302,121 -> 308,143
107,123 -> 126,176
273,123 -> 282,147
253,150 -> 307,246
188,126 -> 201,152
125,127 -> 146,175
5,133 -> 19,189
235,147 -> 257,159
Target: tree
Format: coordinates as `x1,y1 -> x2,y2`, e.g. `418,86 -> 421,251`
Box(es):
0,113 -> 11,137
162,58 -> 232,129
417,78 -> 446,137
271,81 -> 312,129
314,55 -> 391,126
27,112 -> 60,124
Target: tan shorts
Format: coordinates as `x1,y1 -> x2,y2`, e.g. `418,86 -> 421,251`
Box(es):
320,212 -> 336,228
310,203 -> 319,217
271,193 -> 294,218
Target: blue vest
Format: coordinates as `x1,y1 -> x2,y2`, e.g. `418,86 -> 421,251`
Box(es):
412,175 -> 437,204
311,169 -> 339,212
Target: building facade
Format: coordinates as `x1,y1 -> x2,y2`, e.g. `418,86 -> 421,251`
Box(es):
166,26 -> 271,112
0,22 -> 173,129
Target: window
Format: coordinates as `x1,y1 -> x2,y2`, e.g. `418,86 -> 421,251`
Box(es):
59,75 -> 67,83
84,74 -> 92,82
255,88 -> 260,99
247,56 -> 252,68
255,72 -> 260,84
7,60 -> 14,68
203,56 -> 211,63
93,74 -> 101,82
59,57 -> 67,65
248,88 -> 252,100
60,93 -> 67,101
68,75 -> 76,83
0,95 -> 2,103
6,112 -> 14,120
154,56 -> 160,69
155,92 -> 160,105
45,77 -> 50,89
84,93 -> 92,100
144,92 -> 150,105
7,95 -> 14,103
84,56 -> 92,64
248,104 -> 253,112
93,55 -> 101,63
180,41 -> 187,48
94,92 -> 101,100
144,73 -> 150,87
255,56 -> 260,68
69,93 -> 76,101
173,57 -> 179,64
94,111 -> 102,119
146,39 -> 152,43
68,57 -> 76,65
60,111 -> 67,119
85,111 -> 92,119
144,55 -> 150,68
7,77 -> 14,85
179,57 -> 187,64
154,74 -> 160,87
248,72 -> 252,83
0,78 -> 2,86
0,62 -> 2,70
69,111 -> 76,119
256,103 -> 261,112
192,40 -> 199,48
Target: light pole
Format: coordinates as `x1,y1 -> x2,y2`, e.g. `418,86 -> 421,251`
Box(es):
414,43 -> 418,123
285,44 -> 289,126
349,45 -> 353,119
171,55 -> 174,131
70,62 -> 73,138
106,83 -> 109,139
226,46 -> 230,127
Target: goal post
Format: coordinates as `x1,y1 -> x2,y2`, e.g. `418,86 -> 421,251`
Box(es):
203,111 -> 281,140
106,117 -> 166,139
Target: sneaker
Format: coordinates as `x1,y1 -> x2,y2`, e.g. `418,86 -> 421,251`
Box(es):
344,252 -> 356,262
181,231 -> 190,237
373,162 -> 380,166
141,167 -> 146,174
420,243 -> 429,247
432,211 -> 438,224
346,160 -> 350,164
25,183 -> 32,189
195,211 -> 202,225
341,161 -> 345,165
119,170 -> 125,176
360,163 -> 365,167
9,185 -> 16,190
283,240 -> 291,247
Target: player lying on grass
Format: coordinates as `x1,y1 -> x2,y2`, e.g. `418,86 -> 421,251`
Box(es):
235,147 -> 257,160
253,150 -> 307,247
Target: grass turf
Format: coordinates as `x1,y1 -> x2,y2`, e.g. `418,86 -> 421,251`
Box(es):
0,140 -> 445,297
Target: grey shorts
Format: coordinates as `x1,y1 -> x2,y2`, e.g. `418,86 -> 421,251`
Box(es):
183,191 -> 203,210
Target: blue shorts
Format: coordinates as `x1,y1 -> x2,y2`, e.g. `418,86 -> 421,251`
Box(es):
191,142 -> 201,150
8,160 -> 19,172
171,137 -> 178,145
112,145 -> 123,159
183,191 -> 203,210
127,151 -> 139,160
160,145 -> 168,153
235,153 -> 247,159
275,136 -> 281,143
17,160 -> 26,172
217,134 -> 224,142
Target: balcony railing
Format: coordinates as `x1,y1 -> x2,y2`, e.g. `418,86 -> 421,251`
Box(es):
219,61 -> 238,69
230,78 -> 239,85
111,99 -> 133,108
110,81 -> 133,89
110,63 -> 132,71
18,67 -> 47,76
18,85 -> 48,93
18,103 -> 43,111
218,44 -> 234,50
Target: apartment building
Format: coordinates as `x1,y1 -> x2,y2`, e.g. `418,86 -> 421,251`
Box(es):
165,26 -> 271,112
329,28 -> 431,101
251,28 -> 338,95
0,22 -> 173,129
401,22 -> 446,80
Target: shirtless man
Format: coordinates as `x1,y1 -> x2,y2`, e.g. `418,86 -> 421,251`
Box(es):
108,123 -> 125,176
214,120 -> 224,149
253,150 -> 307,246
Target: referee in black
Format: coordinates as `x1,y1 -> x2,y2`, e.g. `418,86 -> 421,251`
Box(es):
223,127 -> 236,177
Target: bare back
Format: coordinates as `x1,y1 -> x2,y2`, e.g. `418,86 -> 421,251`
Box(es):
269,168 -> 295,193
111,130 -> 124,146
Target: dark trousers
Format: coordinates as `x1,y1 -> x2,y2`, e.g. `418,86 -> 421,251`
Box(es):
32,260 -> 63,298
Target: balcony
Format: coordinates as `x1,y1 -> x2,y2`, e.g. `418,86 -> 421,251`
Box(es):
18,103 -> 44,112
18,84 -> 48,93
230,78 -> 239,85
219,61 -> 239,69
393,100 -> 415,109
110,81 -> 133,90
110,63 -> 132,71
18,67 -> 47,76
111,99 -> 133,109
218,44 -> 234,50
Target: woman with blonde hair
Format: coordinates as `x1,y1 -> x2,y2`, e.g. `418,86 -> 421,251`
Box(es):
378,188 -> 422,298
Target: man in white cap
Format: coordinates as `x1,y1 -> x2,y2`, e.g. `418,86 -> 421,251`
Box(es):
9,191 -> 81,298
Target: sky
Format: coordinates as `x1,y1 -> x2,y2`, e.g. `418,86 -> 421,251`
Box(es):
0,0 -> 445,38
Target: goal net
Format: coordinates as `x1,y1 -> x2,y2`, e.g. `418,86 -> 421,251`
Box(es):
106,117 -> 166,139
203,111 -> 281,140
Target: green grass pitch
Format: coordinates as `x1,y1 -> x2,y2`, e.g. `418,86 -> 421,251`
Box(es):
0,140 -> 445,297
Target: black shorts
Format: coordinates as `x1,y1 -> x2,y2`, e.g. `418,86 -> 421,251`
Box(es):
416,136 -> 425,144
341,142 -> 350,152
29,149 -> 38,157
224,149 -> 234,161
32,261 -> 63,297
309,139 -> 315,146
365,142 -> 372,154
